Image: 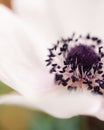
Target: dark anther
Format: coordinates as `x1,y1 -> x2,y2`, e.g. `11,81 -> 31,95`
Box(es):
67,38 -> 72,42
46,62 -> 51,66
50,67 -> 56,73
93,90 -> 103,95
49,52 -> 55,57
64,60 -> 70,65
58,52 -> 62,55
102,74 -> 104,78
62,78 -> 70,86
63,43 -> 68,49
59,70 -> 65,73
94,86 -> 100,92
97,91 -> 103,95
98,71 -> 103,74
95,79 -> 104,89
95,79 -> 102,84
69,70 -> 74,73
101,53 -> 104,58
87,85 -> 93,90
92,37 -> 98,41
99,46 -> 103,53
54,45 -> 58,50
62,66 -> 67,72
100,83 -> 104,89
57,40 -> 60,44
52,64 -> 57,67
75,39 -> 78,42
45,58 -> 53,62
97,39 -> 102,44
68,86 -> 76,90
48,48 -> 54,51
61,44 -> 68,52
61,38 -> 67,43
83,80 -> 92,85
71,76 -> 79,82
57,66 -> 61,69
86,34 -> 90,39
87,72 -> 92,76
98,63 -> 103,69
55,74 -> 63,81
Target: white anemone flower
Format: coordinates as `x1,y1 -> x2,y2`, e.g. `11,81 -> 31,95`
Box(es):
0,0 -> 104,121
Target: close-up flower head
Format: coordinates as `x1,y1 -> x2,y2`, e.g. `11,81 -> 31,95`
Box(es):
0,0 -> 104,126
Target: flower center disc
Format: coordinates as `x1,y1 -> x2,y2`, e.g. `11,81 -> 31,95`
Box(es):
67,45 -> 100,77
46,34 -> 104,95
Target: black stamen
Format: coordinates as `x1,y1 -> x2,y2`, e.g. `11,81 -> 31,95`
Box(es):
68,86 -> 76,90
55,74 -> 63,81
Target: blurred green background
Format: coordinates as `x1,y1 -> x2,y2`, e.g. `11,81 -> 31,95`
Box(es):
0,0 -> 104,130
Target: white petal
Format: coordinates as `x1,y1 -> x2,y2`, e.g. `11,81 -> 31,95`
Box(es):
95,0 -> 104,38
12,0 -> 60,35
51,0 -> 104,37
12,0 -> 104,37
0,88 -> 103,119
0,5 -> 55,97
12,0 -> 104,46
11,0 -> 67,37
11,0 -> 60,43
12,0 -> 61,65
34,87 -> 103,119
93,99 -> 104,121
0,93 -> 27,106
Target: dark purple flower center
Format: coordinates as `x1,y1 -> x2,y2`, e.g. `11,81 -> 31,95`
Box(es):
67,45 -> 100,74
